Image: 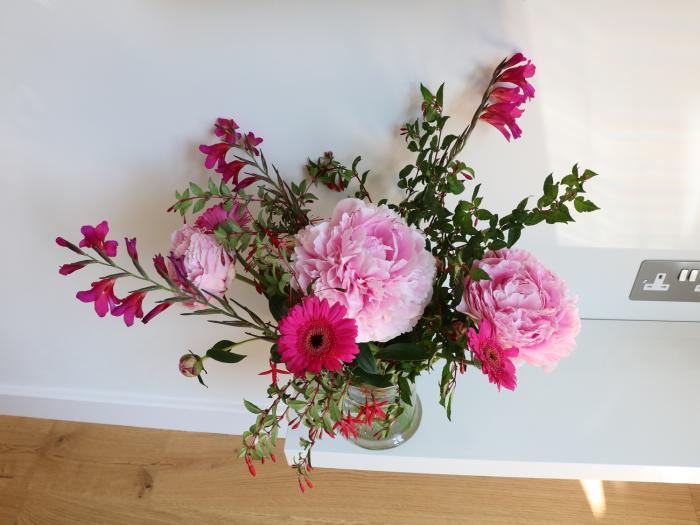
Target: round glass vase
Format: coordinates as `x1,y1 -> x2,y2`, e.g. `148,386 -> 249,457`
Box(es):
344,382 -> 422,450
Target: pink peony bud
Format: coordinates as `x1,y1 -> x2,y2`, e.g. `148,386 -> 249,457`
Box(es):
179,354 -> 204,377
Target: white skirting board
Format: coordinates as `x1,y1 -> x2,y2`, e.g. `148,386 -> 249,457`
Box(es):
285,319 -> 700,483
0,384 -> 258,436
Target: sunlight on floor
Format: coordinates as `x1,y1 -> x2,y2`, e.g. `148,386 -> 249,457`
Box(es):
580,479 -> 607,518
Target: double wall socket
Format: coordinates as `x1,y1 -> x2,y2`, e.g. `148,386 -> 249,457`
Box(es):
629,260 -> 700,302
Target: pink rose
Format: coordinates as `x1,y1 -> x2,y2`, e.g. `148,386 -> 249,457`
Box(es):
291,198 -> 436,342
167,225 -> 235,300
458,248 -> 580,371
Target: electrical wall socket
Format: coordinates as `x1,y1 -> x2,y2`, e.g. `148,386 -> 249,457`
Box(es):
630,260 -> 700,302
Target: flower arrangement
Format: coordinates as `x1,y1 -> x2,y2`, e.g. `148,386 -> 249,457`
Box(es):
57,52 -> 599,489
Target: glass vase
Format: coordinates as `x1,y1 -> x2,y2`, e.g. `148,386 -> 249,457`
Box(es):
344,382 -> 422,450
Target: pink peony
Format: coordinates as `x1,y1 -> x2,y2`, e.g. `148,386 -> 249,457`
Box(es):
167,225 -> 235,299
277,296 -> 359,375
458,248 -> 580,371
467,319 -> 518,391
291,198 -> 436,342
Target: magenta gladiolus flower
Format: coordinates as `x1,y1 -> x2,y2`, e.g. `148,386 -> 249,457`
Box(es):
76,278 -> 120,317
480,53 -> 535,141
59,261 -> 89,276
292,198 -> 436,342
143,302 -> 172,324
199,142 -> 231,170
217,159 -> 247,184
111,292 -> 146,327
125,237 -> 138,261
277,296 -> 359,375
55,236 -> 85,255
467,319 -> 518,391
458,248 -> 580,371
214,117 -> 241,143
153,253 -> 170,281
79,221 -> 118,256
195,203 -> 250,232
242,132 -> 263,156
480,103 -> 525,141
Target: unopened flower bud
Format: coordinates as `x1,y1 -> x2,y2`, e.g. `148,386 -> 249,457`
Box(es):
179,354 -> 204,378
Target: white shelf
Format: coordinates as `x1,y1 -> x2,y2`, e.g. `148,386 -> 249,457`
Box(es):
285,319 -> 700,483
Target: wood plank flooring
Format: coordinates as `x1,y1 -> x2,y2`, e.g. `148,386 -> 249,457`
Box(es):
0,416 -> 698,524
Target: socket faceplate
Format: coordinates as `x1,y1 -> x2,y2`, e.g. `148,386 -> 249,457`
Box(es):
629,260 -> 700,302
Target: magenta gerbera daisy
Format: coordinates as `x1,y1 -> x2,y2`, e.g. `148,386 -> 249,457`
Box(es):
277,296 -> 359,376
467,319 -> 519,391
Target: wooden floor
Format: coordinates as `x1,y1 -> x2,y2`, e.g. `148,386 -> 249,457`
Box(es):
0,416 -> 698,525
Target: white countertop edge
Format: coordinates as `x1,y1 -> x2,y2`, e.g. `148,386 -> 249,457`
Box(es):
283,446 -> 700,484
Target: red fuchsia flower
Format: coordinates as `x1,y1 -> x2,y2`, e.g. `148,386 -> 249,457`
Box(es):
194,203 -> 251,232
479,52 -> 535,141
356,398 -> 388,427
111,291 -> 146,327
125,237 -> 138,261
59,261 -> 89,276
258,360 -> 291,385
79,221 -> 118,257
277,296 -> 359,375
333,413 -> 359,439
242,132 -> 263,156
467,319 -> 519,391
76,278 -> 121,317
217,159 -> 247,184
214,117 -> 241,143
142,301 -> 172,324
199,142 -> 231,170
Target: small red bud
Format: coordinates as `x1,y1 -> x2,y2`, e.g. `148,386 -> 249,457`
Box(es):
270,453 -> 277,463
305,479 -> 314,489
298,479 -> 305,493
306,464 -> 312,473
261,457 -> 266,464
248,463 -> 257,477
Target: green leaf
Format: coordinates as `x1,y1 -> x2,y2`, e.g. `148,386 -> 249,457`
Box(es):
206,348 -> 246,363
193,199 -> 206,214
469,267 -> 490,281
574,196 -> 600,213
189,182 -> 204,197
475,209 -> 492,220
352,369 -> 393,388
243,399 -> 262,414
419,83 -> 433,104
356,343 -> 379,374
208,178 -> 219,195
435,83 -> 444,107
287,399 -> 306,412
375,342 -> 430,361
268,295 -> 288,321
398,376 -> 413,407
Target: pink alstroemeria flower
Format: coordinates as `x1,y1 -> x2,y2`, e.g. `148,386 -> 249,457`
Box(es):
480,102 -> 525,141
79,221 -> 118,257
467,319 -> 519,391
76,278 -> 120,317
111,291 -> 146,327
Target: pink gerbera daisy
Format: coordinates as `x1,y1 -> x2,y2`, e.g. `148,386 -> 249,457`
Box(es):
277,296 -> 359,375
467,319 -> 519,391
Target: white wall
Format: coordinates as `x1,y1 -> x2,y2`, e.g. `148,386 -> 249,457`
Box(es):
1,0 -> 699,433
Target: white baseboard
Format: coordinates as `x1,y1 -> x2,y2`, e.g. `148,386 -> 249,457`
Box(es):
0,384 -> 265,435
